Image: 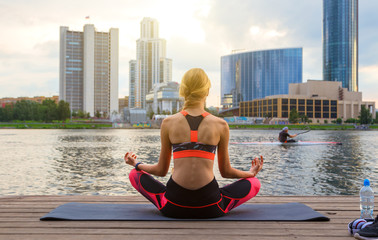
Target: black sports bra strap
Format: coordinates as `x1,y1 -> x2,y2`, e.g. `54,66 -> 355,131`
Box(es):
185,115 -> 204,131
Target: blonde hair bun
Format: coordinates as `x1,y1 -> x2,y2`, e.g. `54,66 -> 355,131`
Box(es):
179,68 -> 211,109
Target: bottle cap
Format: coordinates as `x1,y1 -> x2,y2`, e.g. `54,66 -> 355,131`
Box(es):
364,179 -> 370,186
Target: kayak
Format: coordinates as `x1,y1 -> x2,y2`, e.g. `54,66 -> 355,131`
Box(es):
230,141 -> 342,146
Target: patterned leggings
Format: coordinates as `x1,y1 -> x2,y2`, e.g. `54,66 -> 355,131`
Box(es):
129,169 -> 261,219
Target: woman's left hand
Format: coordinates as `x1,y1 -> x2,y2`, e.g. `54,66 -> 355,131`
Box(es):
124,152 -> 138,167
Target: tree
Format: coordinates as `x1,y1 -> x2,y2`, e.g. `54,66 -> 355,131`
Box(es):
57,100 -> 70,121
77,110 -> 85,118
336,118 -> 342,124
95,110 -> 101,118
299,114 -> 308,123
289,108 -> 299,123
359,105 -> 373,124
41,99 -> 58,122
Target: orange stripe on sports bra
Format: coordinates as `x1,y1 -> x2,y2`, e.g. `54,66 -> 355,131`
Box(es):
173,150 -> 216,160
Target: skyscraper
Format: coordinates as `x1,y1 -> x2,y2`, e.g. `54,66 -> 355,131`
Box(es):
129,18 -> 172,109
221,48 -> 303,110
323,0 -> 358,92
60,24 -> 119,117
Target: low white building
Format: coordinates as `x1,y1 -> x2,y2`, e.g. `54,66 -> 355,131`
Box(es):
146,82 -> 183,114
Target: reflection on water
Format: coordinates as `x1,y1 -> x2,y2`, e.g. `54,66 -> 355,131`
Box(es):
0,129 -> 377,196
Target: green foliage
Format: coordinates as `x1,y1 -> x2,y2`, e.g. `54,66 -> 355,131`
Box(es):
345,118 -> 357,124
57,100 -> 70,121
95,110 -> 101,118
358,105 -> 373,124
0,100 -> 71,123
299,114 -> 308,123
324,119 -> 328,124
336,118 -> 343,124
289,108 -> 299,123
205,107 -> 219,117
77,110 -> 85,118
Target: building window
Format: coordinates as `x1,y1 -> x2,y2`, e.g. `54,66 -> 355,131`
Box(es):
298,106 -> 305,111
331,113 -> 337,118
331,100 -> 337,105
315,112 -> 321,118
290,99 -> 297,105
282,112 -> 288,118
315,100 -> 321,105
298,99 -> 305,105
307,106 -> 313,111
323,107 -> 329,112
307,112 -> 313,118
323,113 -> 329,118
282,98 -> 288,104
307,99 -> 313,105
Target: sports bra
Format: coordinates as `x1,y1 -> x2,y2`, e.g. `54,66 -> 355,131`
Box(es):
172,110 -> 217,160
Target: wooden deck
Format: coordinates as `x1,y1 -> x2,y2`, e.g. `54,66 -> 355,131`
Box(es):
0,195 -> 365,240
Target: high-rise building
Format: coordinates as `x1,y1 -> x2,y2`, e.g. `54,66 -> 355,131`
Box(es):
129,18 -> 172,110
221,48 -> 303,110
128,60 -> 137,108
60,24 -> 119,116
323,0 -> 358,92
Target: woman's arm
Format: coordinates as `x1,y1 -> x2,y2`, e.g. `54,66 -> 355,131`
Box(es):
124,118 -> 172,177
217,120 -> 263,178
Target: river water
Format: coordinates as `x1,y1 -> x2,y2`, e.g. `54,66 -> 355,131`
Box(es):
0,129 -> 377,196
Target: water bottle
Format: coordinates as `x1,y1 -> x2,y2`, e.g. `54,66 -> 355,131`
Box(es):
360,179 -> 374,219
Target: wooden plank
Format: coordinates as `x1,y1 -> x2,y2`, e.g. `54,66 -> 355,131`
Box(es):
0,221 -> 348,229
0,235 -> 355,240
0,195 -> 362,240
0,227 -> 350,236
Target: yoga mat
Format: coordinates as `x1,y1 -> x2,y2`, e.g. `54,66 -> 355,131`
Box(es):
40,202 -> 329,221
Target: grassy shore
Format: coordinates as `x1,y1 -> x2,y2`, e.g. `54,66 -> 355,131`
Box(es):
228,124 -> 378,130
0,122 -> 112,129
1,121 -> 377,130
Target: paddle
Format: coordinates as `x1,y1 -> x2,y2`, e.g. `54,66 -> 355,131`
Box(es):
296,129 -> 311,136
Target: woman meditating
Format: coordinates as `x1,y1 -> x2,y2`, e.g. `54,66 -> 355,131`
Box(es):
124,68 -> 263,218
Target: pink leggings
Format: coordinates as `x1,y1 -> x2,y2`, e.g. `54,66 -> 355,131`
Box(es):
129,169 -> 261,219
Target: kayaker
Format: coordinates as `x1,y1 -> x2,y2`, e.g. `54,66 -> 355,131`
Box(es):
278,127 -> 297,143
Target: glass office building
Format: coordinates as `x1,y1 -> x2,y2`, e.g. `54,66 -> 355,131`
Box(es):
221,48 -> 303,109
323,0 -> 358,92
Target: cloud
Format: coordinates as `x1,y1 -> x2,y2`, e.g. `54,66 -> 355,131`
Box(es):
0,0 -> 377,108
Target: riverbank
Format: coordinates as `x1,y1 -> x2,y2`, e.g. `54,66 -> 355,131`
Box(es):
228,124 -> 378,130
1,122 -> 377,130
0,122 -> 112,129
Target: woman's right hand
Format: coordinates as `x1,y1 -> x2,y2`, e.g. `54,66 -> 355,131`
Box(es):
249,155 -> 263,177
124,152 -> 138,167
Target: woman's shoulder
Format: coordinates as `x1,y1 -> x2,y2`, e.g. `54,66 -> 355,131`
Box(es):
161,112 -> 183,125
205,114 -> 228,128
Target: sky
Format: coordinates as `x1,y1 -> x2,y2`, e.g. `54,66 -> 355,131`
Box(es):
0,0 -> 377,108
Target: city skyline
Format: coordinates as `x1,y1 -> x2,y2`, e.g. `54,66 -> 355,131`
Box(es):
0,0 -> 377,108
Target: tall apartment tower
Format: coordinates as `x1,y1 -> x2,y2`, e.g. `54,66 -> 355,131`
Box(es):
129,18 -> 172,109
323,0 -> 358,92
128,60 -> 137,108
60,24 -> 119,116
